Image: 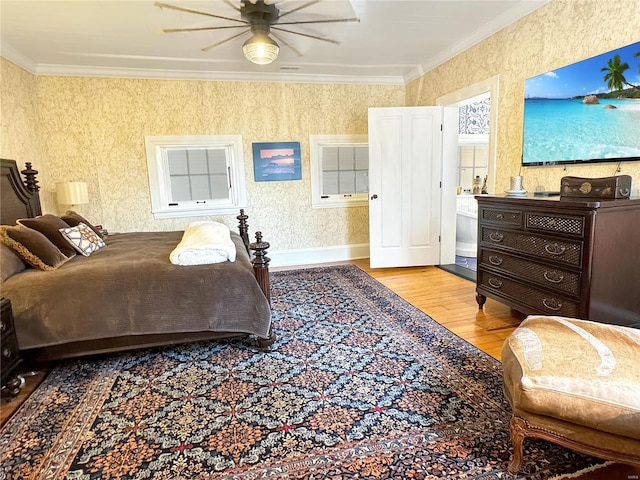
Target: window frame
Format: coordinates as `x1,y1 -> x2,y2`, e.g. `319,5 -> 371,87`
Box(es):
145,135 -> 246,219
309,134 -> 369,209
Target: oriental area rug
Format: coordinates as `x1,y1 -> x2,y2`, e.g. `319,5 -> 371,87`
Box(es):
0,265 -> 602,479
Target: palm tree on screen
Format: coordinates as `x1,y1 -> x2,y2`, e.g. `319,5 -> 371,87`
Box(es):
601,54 -> 638,91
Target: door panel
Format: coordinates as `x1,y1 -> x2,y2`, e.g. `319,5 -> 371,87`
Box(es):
369,107 -> 445,268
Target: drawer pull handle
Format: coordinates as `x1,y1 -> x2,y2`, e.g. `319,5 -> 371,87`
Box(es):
0,320 -> 5,331
496,213 -> 504,220
488,255 -> 503,266
544,243 -> 566,255
3,348 -> 11,358
542,298 -> 562,311
488,278 -> 503,289
489,232 -> 504,242
543,271 -> 565,284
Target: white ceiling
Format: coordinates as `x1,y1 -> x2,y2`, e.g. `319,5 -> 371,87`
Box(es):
0,0 -> 548,85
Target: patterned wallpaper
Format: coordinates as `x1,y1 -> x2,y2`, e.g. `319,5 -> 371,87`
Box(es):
406,0 -> 640,195
0,58 -> 44,180
0,62 -> 404,250
2,0 -> 639,253
458,98 -> 490,135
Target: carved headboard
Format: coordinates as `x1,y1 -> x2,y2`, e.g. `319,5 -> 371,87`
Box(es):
0,159 -> 42,225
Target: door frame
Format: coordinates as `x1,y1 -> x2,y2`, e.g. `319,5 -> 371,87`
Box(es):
436,75 -> 500,265
436,75 -> 499,196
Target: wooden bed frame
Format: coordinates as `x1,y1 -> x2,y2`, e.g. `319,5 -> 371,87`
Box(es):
1,158 -> 274,362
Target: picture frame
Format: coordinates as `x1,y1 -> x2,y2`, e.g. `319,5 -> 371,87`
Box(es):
252,142 -> 302,182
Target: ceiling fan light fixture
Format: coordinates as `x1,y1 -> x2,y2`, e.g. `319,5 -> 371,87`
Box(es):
242,32 -> 279,65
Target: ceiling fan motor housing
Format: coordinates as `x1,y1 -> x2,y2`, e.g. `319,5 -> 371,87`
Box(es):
241,0 -> 280,27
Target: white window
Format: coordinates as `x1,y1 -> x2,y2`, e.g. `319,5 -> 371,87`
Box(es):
457,134 -> 489,193
145,135 -> 246,218
310,134 -> 369,209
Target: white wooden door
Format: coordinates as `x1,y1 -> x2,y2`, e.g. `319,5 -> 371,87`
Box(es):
368,106 -> 456,268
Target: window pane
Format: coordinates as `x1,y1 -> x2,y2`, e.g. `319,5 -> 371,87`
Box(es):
322,147 -> 339,171
338,147 -> 354,170
355,147 -> 368,169
190,174 -> 211,200
459,146 -> 475,167
210,175 -> 229,200
170,176 -> 191,202
188,149 -> 208,174
322,171 -> 339,195
208,149 -> 228,174
475,146 -> 489,167
168,150 -> 188,175
339,170 -> 355,193
355,171 -> 368,193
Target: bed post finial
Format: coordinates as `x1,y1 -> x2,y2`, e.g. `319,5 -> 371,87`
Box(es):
250,231 -> 271,305
21,162 -> 40,192
237,209 -> 250,254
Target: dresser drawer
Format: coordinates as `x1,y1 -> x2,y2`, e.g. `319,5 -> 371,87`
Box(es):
526,212 -> 585,237
479,248 -> 580,296
480,227 -> 583,266
480,208 -> 522,227
478,271 -> 579,317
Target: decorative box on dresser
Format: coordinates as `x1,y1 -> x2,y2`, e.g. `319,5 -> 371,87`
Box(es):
475,195 -> 640,327
1,297 -> 22,396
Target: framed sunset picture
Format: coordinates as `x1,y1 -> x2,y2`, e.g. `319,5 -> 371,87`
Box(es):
252,142 -> 302,181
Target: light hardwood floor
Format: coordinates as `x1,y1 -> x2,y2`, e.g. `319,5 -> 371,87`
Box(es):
2,260 -> 638,479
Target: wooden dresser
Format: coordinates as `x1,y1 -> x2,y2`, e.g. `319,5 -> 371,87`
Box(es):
475,195 -> 640,327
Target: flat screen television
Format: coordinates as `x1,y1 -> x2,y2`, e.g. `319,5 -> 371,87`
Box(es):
522,41 -> 640,167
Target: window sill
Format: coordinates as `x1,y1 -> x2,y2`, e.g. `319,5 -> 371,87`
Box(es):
152,205 -> 245,219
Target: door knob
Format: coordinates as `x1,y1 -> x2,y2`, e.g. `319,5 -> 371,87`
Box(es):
370,194 -> 378,200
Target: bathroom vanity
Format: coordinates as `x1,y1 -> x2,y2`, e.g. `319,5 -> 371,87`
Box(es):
475,195 -> 640,327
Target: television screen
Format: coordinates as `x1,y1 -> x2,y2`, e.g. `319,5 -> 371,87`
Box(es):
522,41 -> 640,166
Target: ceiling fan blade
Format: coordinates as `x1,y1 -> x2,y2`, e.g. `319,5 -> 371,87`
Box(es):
154,2 -> 247,25
277,0 -> 323,19
271,26 -> 340,45
270,32 -> 304,57
275,18 -> 359,26
201,29 -> 250,52
222,0 -> 241,12
163,25 -> 247,33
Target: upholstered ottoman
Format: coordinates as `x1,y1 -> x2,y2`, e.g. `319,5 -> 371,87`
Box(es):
502,315 -> 640,473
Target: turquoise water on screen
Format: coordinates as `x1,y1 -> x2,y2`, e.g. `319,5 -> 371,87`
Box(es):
523,98 -> 640,164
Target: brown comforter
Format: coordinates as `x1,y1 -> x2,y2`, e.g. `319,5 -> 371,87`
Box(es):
1,231 -> 271,351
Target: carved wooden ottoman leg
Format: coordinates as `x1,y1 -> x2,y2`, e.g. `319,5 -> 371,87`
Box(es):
508,416 -> 527,473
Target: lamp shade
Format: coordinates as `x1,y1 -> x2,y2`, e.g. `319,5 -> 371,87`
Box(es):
57,181 -> 89,205
242,32 -> 279,65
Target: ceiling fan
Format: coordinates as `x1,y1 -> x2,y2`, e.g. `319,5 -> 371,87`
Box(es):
155,0 -> 359,65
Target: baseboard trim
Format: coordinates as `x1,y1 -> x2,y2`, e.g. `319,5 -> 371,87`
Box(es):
268,243 -> 370,268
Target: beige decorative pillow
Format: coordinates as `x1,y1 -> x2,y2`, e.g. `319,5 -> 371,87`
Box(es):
60,211 -> 104,239
59,222 -> 106,256
17,214 -> 76,257
0,225 -> 70,271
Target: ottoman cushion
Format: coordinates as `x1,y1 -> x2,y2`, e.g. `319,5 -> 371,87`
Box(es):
502,315 -> 640,440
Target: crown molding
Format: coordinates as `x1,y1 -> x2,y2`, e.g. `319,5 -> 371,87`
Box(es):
0,42 -> 405,86
33,63 -> 406,85
0,43 -> 38,74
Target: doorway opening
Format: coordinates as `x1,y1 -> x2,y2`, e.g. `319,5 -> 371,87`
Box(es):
436,76 -> 499,281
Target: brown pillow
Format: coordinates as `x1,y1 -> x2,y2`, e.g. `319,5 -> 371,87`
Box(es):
17,214 -> 77,258
60,210 -> 104,239
0,225 -> 70,271
1,243 -> 27,282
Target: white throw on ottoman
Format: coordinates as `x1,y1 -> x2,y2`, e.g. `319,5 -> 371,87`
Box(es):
502,315 -> 640,473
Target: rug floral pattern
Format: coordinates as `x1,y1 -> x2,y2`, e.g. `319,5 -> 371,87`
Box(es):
0,265 -> 601,479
